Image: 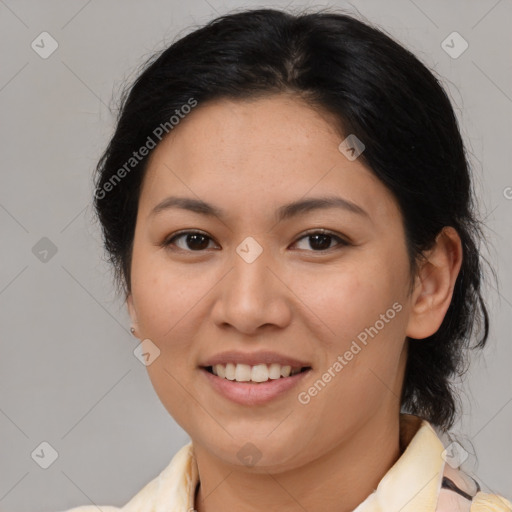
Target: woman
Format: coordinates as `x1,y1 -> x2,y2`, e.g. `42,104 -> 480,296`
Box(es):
64,7 -> 511,512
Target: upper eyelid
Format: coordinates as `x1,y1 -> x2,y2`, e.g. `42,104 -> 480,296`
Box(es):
164,229 -> 349,250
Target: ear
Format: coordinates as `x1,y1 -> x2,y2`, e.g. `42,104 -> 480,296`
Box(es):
127,293 -> 139,333
405,226 -> 463,339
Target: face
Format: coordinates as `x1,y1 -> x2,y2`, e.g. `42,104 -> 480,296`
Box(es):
127,94 -> 420,471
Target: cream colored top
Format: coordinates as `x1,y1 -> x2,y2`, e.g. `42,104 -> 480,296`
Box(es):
60,414 -> 511,512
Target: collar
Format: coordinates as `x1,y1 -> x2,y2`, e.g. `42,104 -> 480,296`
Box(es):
126,413 -> 447,512
353,413 -> 446,512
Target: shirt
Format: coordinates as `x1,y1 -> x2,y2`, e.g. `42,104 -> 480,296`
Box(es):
60,413 -> 511,512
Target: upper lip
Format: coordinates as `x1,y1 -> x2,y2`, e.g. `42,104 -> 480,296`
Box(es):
200,350 -> 312,368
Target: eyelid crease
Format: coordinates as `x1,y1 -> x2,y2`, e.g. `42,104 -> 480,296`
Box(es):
161,228 -> 352,252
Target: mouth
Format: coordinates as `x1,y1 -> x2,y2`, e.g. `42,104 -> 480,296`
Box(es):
200,363 -> 313,405
201,364 -> 312,384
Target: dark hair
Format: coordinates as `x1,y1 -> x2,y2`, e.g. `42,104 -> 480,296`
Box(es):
93,7 -> 493,431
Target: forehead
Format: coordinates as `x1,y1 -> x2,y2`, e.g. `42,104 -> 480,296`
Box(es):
138,95 -> 400,225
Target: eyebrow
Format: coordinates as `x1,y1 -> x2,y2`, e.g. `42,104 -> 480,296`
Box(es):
150,195 -> 369,222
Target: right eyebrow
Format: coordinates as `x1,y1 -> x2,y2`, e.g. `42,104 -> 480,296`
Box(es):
149,195 -> 370,223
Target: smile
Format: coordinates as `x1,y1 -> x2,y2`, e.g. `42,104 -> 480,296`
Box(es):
204,363 -> 310,383
200,365 -> 312,406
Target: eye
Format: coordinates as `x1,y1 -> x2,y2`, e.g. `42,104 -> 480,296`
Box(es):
163,230 -> 218,252
291,229 -> 350,252
162,229 -> 350,253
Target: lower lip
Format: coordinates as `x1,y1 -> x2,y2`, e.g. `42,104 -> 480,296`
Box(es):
200,367 -> 312,406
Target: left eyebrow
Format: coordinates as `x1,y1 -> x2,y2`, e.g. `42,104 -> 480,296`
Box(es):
275,196 -> 370,222
149,195 -> 370,222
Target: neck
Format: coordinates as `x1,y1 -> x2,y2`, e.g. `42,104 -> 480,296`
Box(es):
193,410 -> 405,512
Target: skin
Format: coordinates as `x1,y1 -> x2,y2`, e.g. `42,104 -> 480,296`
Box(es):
127,94 -> 463,512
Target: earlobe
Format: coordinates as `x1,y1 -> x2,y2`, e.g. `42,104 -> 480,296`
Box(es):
405,227 -> 463,339
127,293 -> 139,331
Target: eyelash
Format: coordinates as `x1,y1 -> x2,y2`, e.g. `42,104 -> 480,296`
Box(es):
162,229 -> 351,254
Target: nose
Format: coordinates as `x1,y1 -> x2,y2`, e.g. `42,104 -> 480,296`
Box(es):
210,241 -> 292,334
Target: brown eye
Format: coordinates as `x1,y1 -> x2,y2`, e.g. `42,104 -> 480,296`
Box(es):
164,231 -> 217,252
292,230 -> 350,252
162,229 -> 350,254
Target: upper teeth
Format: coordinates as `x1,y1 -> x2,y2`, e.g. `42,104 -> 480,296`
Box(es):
211,363 -> 303,382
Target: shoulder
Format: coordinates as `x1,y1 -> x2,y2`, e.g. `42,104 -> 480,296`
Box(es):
54,442 -> 194,512
471,492 -> 512,512
53,473 -> 159,512
55,507 -> 121,512
436,488 -> 512,512
436,459 -> 512,512
53,469 -> 161,512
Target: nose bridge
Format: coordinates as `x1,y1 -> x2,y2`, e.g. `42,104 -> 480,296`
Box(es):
214,236 -> 290,331
231,236 -> 275,304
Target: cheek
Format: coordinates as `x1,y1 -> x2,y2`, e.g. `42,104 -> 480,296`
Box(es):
288,258 -> 402,345
130,255 -> 205,422
292,257 -> 409,402
297,270 -> 407,428
131,248 -> 206,337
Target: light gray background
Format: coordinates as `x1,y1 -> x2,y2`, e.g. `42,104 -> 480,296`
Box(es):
0,0 -> 511,510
